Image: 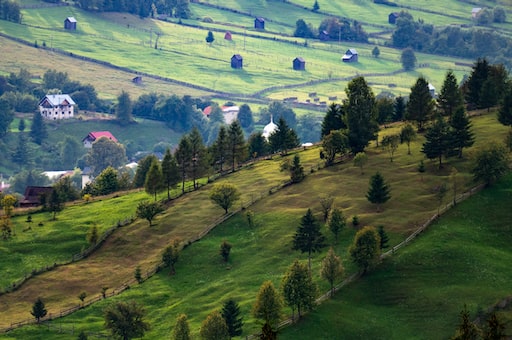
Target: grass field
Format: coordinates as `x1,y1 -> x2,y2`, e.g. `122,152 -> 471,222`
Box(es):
0,111 -> 509,338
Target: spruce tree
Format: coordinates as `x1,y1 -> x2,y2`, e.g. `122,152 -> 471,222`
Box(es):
377,225 -> 389,249
366,172 -> 391,212
421,115 -> 450,168
227,120 -> 247,172
30,111 -> 47,145
290,154 -> 305,183
292,208 -> 326,271
31,297 -> 47,322
144,159 -> 164,201
161,148 -> 180,200
212,125 -> 228,173
321,103 -> 345,137
221,299 -> 243,337
173,314 -> 191,340
406,77 -> 434,132
188,127 -> 207,189
437,70 -> 464,116
498,84 -> 512,127
175,135 -> 192,194
116,90 -> 133,125
448,106 -> 474,158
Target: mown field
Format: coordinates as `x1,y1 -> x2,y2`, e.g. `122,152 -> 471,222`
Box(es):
0,111 -> 509,338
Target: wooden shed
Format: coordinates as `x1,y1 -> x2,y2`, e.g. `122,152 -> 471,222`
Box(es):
293,57 -> 306,71
224,31 -> 232,41
254,17 -> 265,30
64,17 -> 77,30
342,49 -> 358,63
388,12 -> 399,24
319,30 -> 329,41
231,54 -> 243,69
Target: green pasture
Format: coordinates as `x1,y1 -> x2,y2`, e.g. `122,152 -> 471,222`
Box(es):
280,172 -> 512,339
1,112 -> 509,337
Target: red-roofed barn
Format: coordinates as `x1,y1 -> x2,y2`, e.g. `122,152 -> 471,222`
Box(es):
82,131 -> 118,148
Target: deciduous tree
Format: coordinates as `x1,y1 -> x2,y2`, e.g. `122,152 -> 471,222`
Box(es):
86,138 -> 127,177
401,47 -> 416,71
200,310 -> 229,340
366,172 -> 391,212
48,188 -> 63,220
472,143 -> 509,186
353,151 -> 368,174
400,124 -> 416,155
328,208 -> 345,244
320,247 -> 344,297
116,90 -> 133,125
136,200 -> 164,226
104,301 -> 150,340
173,314 -> 191,340
219,240 -> 232,262
319,196 -> 334,222
293,208 -> 326,271
349,226 -> 381,274
322,130 -> 348,166
281,260 -> 317,320
144,159 -> 164,200
162,238 -> 181,274
252,281 -> 282,329
209,182 -> 240,214
381,134 -> 400,162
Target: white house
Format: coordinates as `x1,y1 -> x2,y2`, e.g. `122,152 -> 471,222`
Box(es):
203,105 -> 240,124
39,94 -> 75,120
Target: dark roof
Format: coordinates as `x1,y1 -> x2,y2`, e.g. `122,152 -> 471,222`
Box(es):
20,186 -> 53,206
294,57 -> 305,62
232,54 -> 243,60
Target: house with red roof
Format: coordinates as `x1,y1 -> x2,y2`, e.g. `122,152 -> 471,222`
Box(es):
82,131 -> 118,148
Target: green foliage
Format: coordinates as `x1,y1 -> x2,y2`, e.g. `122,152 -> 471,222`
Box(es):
93,166 -> 120,196
401,48 -> 417,71
483,312 -> 506,340
253,280 -> 283,328
319,196 -> 334,222
0,97 -> 14,138
86,138 -> 127,177
438,70 -> 464,117
406,77 -> 434,131
289,154 -> 305,183
294,19 -> 315,38
344,77 -> 379,154
366,172 -> 391,211
221,299 -> 243,337
349,226 -> 381,273
29,111 -> 47,145
449,106 -> 475,158
205,30 -> 215,44
78,291 -> 87,304
381,134 -> 400,162
269,117 -> 300,155
104,301 -> 150,339
328,208 -> 345,244
400,124 -> 417,155
312,0 -> 319,12
188,127 -> 208,189
281,260 -> 317,319
421,115 -> 451,169
219,240 -> 232,262
162,239 -> 181,275
161,148 -> 180,200
320,247 -> 344,297
321,103 -> 345,137
31,297 -> 47,322
353,151 -> 368,174
144,158 -> 164,201
77,330 -> 88,340
134,266 -> 143,283
48,188 -> 64,220
200,310 -> 229,340
498,84 -> 512,127
116,90 -> 133,125
322,130 -> 348,166
452,305 -> 479,340
377,225 -> 389,249
136,200 -> 164,227
176,134 -> 192,194
471,143 -> 510,186
173,314 -> 191,340
133,155 -> 158,189
372,46 -> 380,58
87,225 -> 99,245
293,208 -> 326,271
209,183 -> 241,214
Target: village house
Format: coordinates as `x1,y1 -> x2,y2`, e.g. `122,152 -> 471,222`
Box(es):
82,131 -> 118,148
342,49 -> 358,63
39,94 -> 76,120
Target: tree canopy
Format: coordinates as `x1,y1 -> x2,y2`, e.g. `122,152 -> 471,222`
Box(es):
209,182 -> 240,214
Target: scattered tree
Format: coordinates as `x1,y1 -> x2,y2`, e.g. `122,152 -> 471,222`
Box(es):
452,305 -> 479,340
104,301 -> 150,340
435,182 -> 448,216
483,312 -> 506,340
116,90 -> 133,125
400,124 -> 417,155
320,247 -> 344,297
252,280 -> 282,330
227,120 -> 248,172
349,226 -> 381,274
421,115 -> 451,169
161,148 -> 180,200
353,152 -> 368,174
366,172 -> 391,212
219,240 -> 232,262
221,299 -> 243,338
372,46 -> 380,58
438,70 -> 464,117
31,297 -> 47,323
377,225 -> 389,249
321,103 -> 345,138
312,0 -> 319,11
77,330 -> 88,340
293,208 -> 327,271
173,314 -> 191,340
48,189 -> 63,220
200,310 -> 229,340
401,47 -> 417,71
381,134 -> 400,162
162,239 -> 181,275
319,195 -> 334,222
328,208 -> 345,244
78,292 -> 87,306
144,158 -> 164,201
136,200 -> 164,226
205,31 -> 215,44
281,260 -> 317,320
289,154 -> 305,183
472,143 -> 509,186
209,182 -> 241,214
87,225 -> 99,245
134,266 -> 143,283
321,130 -> 349,166
449,107 -> 474,158
30,111 -> 47,145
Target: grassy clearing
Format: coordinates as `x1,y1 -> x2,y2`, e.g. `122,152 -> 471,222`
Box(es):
280,172 -> 512,339
0,111 -> 508,337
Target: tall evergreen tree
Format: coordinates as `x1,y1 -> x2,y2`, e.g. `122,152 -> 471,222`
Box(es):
292,208 -> 327,271
393,95 -> 406,122
12,133 -> 30,168
144,158 -> 164,201
289,154 -> 305,183
238,104 -> 254,132
31,297 -> 47,322
498,84 -> 512,127
0,97 -> 14,138
344,77 -> 379,154
464,58 -> 489,109
188,127 -> 207,189
175,135 -> 192,194
133,155 -> 158,188
30,111 -> 47,145
221,299 -> 243,337
321,103 -> 345,137
116,90 -> 133,125
483,312 -> 506,340
227,120 -> 247,172
212,125 -> 228,173
421,115 -> 450,168
406,77 -> 434,132
437,70 -> 464,117
269,117 -> 300,155
161,148 -> 180,200
377,225 -> 389,249
366,172 -> 391,212
452,305 -> 479,340
48,188 -> 64,220
247,131 -> 269,159
448,106 -> 474,158
281,260 -> 317,320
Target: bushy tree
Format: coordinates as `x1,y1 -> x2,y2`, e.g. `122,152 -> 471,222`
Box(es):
281,260 -> 317,320
353,151 -> 368,174
238,103 -> 254,132
320,247 -> 344,297
319,195 -> 334,222
205,31 -> 214,44
349,226 -> 381,274
104,301 -> 150,340
366,172 -> 391,212
381,134 -> 400,162
136,200 -> 164,226
173,314 -> 191,340
400,124 -> 417,155
328,208 -> 345,243
86,138 -> 127,177
322,130 -> 348,166
293,208 -> 326,271
219,240 -> 232,262
116,90 -> 133,125
252,281 -> 282,329
221,299 -> 243,337
200,310 -> 229,340
162,238 -> 181,275
472,143 -> 509,186
161,148 -> 180,200
48,188 -> 63,220
144,159 -> 164,200
401,48 -> 417,71
294,19 -> 315,38
209,182 -> 240,214
93,166 -> 120,195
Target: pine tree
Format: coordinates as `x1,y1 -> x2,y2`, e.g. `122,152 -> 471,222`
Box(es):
290,154 -> 305,183
393,95 -> 406,121
321,103 -> 345,137
366,172 -> 391,212
212,125 -> 228,173
30,112 -> 47,145
320,247 -> 344,297
312,0 -> 319,11
292,208 -> 326,271
422,115 -> 450,168
498,84 -> 512,127
144,159 -> 164,201
12,133 -> 30,168
483,312 -> 506,340
377,225 -> 389,249
175,135 -> 192,194
227,120 -> 247,172
449,106 -> 475,158
464,58 -> 489,109
438,70 -> 464,116
221,299 -> 243,337
269,117 -> 300,155
406,77 -> 434,131
188,127 -> 207,189
161,148 -> 180,200
452,305 -> 479,340
31,297 -> 47,322
281,260 -> 317,320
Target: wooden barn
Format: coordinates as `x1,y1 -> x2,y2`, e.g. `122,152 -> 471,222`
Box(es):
20,186 -> 53,208
342,49 -> 358,63
319,30 -> 329,41
64,17 -> 77,30
254,17 -> 265,29
231,54 -> 243,69
132,76 -> 143,84
224,31 -> 232,41
388,12 -> 399,24
293,57 -> 306,71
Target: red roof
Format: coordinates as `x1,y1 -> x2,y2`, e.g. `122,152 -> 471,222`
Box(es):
83,131 -> 118,143
203,106 -> 212,116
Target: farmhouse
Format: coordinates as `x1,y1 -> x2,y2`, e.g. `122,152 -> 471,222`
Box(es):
20,186 -> 53,208
388,12 -> 400,24
39,94 -> 75,120
64,17 -> 77,30
293,57 -> 306,71
254,17 -> 265,29
342,49 -> 358,63
82,131 -> 118,148
231,54 -> 243,69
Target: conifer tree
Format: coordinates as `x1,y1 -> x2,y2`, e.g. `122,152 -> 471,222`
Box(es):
377,225 -> 389,249
221,299 -> 243,337
161,148 -> 180,200
144,159 -> 164,201
449,106 -> 474,158
438,70 -> 464,116
293,208 -> 326,271
366,172 -> 391,212
173,314 -> 191,340
31,297 -> 47,322
422,115 -> 451,168
321,103 -> 345,137
30,111 -> 47,145
175,135 -> 192,194
227,120 -> 247,172
406,77 -> 434,131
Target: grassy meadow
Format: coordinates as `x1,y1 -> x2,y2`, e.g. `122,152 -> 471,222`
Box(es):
0,111 -> 509,338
